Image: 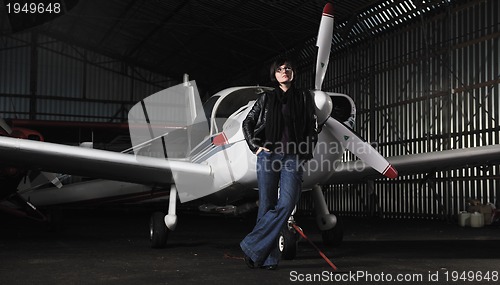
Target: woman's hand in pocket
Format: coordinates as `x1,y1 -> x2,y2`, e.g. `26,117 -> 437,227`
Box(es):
256,147 -> 270,155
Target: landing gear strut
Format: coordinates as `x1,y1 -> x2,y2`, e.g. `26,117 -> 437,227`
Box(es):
149,185 -> 178,248
312,184 -> 343,247
321,214 -> 343,246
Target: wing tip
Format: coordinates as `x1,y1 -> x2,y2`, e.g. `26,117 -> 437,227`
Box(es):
384,165 -> 398,179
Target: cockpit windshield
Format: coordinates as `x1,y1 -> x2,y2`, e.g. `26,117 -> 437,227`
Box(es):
205,87 -> 273,135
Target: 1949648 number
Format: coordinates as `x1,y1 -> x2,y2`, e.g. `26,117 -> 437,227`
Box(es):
6,2 -> 61,14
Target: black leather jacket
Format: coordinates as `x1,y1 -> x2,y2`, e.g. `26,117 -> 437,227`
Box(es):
242,89 -> 318,160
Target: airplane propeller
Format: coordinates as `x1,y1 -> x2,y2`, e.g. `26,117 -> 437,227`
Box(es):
313,3 -> 398,180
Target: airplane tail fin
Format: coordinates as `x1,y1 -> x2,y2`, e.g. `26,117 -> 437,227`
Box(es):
127,81 -> 214,203
127,80 -> 209,160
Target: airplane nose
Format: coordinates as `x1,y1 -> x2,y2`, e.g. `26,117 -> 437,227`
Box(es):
311,90 -> 332,126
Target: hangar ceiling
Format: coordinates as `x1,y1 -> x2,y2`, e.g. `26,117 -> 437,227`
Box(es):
1,0 -> 456,94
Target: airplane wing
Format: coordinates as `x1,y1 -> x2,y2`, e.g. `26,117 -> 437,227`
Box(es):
0,80 -> 216,203
326,144 -> 500,183
0,136 -> 212,187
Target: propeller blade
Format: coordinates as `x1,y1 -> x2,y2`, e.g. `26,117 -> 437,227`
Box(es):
0,118 -> 12,134
315,3 -> 334,91
325,118 -> 398,179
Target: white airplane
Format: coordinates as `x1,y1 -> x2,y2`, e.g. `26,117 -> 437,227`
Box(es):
1,3 -> 499,259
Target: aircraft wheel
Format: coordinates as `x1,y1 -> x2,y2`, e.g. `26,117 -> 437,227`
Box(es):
150,212 -> 169,248
278,227 -> 297,260
322,215 -> 343,247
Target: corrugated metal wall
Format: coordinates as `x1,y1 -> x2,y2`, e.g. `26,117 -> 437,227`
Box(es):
0,34 -> 31,118
0,33 -> 176,122
299,0 -> 500,219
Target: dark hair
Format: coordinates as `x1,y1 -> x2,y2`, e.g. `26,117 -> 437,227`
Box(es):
269,57 -> 296,83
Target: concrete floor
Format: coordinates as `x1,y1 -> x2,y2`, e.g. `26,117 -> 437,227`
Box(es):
1,209 -> 499,285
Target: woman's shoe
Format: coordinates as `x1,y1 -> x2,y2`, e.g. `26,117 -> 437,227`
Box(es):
244,255 -> 255,269
260,264 -> 278,270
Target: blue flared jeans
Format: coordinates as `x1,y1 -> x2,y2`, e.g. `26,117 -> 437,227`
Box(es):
240,152 -> 304,266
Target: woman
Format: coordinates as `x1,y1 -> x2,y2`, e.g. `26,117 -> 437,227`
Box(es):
240,57 -> 318,270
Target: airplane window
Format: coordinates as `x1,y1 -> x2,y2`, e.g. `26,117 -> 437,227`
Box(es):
203,96 -> 219,122
215,88 -> 263,118
212,88 -> 268,132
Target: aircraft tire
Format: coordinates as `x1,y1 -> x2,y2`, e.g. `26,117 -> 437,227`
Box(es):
278,228 -> 297,260
150,211 -> 169,248
321,215 -> 343,247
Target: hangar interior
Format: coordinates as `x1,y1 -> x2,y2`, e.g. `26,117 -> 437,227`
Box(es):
1,0 -> 499,221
